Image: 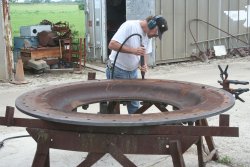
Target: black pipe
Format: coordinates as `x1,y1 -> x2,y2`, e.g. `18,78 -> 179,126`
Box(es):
111,33 -> 143,79
140,46 -> 145,79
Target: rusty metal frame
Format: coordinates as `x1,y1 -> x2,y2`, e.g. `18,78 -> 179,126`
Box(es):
0,73 -> 240,166
0,105 -> 239,167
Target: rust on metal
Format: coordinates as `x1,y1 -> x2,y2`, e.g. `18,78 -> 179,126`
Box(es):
0,77 -> 239,166
0,117 -> 239,137
16,79 -> 235,126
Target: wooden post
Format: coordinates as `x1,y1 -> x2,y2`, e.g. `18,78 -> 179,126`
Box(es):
169,140 -> 186,167
78,153 -> 105,167
197,137 -> 205,167
109,143 -> 137,167
0,1 -> 9,81
28,129 -> 50,167
201,119 -> 219,160
5,106 -> 14,126
0,0 -> 14,81
88,72 -> 96,80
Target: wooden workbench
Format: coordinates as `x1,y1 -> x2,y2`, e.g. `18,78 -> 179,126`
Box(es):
21,47 -> 61,60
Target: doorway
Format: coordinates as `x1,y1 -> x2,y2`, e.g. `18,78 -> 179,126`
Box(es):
106,0 -> 126,56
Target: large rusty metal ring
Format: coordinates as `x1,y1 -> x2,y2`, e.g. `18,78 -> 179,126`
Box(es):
15,79 -> 235,126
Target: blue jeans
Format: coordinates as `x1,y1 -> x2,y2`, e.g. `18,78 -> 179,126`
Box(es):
106,66 -> 139,114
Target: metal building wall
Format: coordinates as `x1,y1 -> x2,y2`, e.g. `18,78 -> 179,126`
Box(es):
126,0 -> 156,66
126,0 -> 155,20
85,0 -> 107,62
155,0 -> 250,64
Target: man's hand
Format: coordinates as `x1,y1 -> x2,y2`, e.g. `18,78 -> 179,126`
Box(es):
139,64 -> 148,73
134,47 -> 146,56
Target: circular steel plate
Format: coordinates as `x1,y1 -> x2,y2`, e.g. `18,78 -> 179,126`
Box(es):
15,79 -> 235,126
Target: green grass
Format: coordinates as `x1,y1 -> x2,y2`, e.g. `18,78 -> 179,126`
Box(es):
217,155 -> 233,166
10,3 -> 85,38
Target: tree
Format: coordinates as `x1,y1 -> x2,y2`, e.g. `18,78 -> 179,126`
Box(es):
78,4 -> 84,10
30,0 -> 43,3
24,0 -> 31,3
9,0 -> 18,3
60,0 -> 73,2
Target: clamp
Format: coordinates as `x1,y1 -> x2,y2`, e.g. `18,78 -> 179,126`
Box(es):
218,65 -> 249,102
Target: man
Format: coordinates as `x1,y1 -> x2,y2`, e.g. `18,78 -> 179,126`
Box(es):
106,15 -> 168,114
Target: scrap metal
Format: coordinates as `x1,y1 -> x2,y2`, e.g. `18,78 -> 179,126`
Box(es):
15,79 -> 235,126
0,71 -> 240,167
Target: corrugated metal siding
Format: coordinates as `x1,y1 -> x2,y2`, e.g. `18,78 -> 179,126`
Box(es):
85,0 -> 94,58
126,0 -> 155,65
85,0 -> 106,61
155,0 -> 250,64
126,0 -> 155,20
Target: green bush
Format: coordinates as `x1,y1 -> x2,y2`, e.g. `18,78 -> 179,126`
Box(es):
78,4 -> 84,10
